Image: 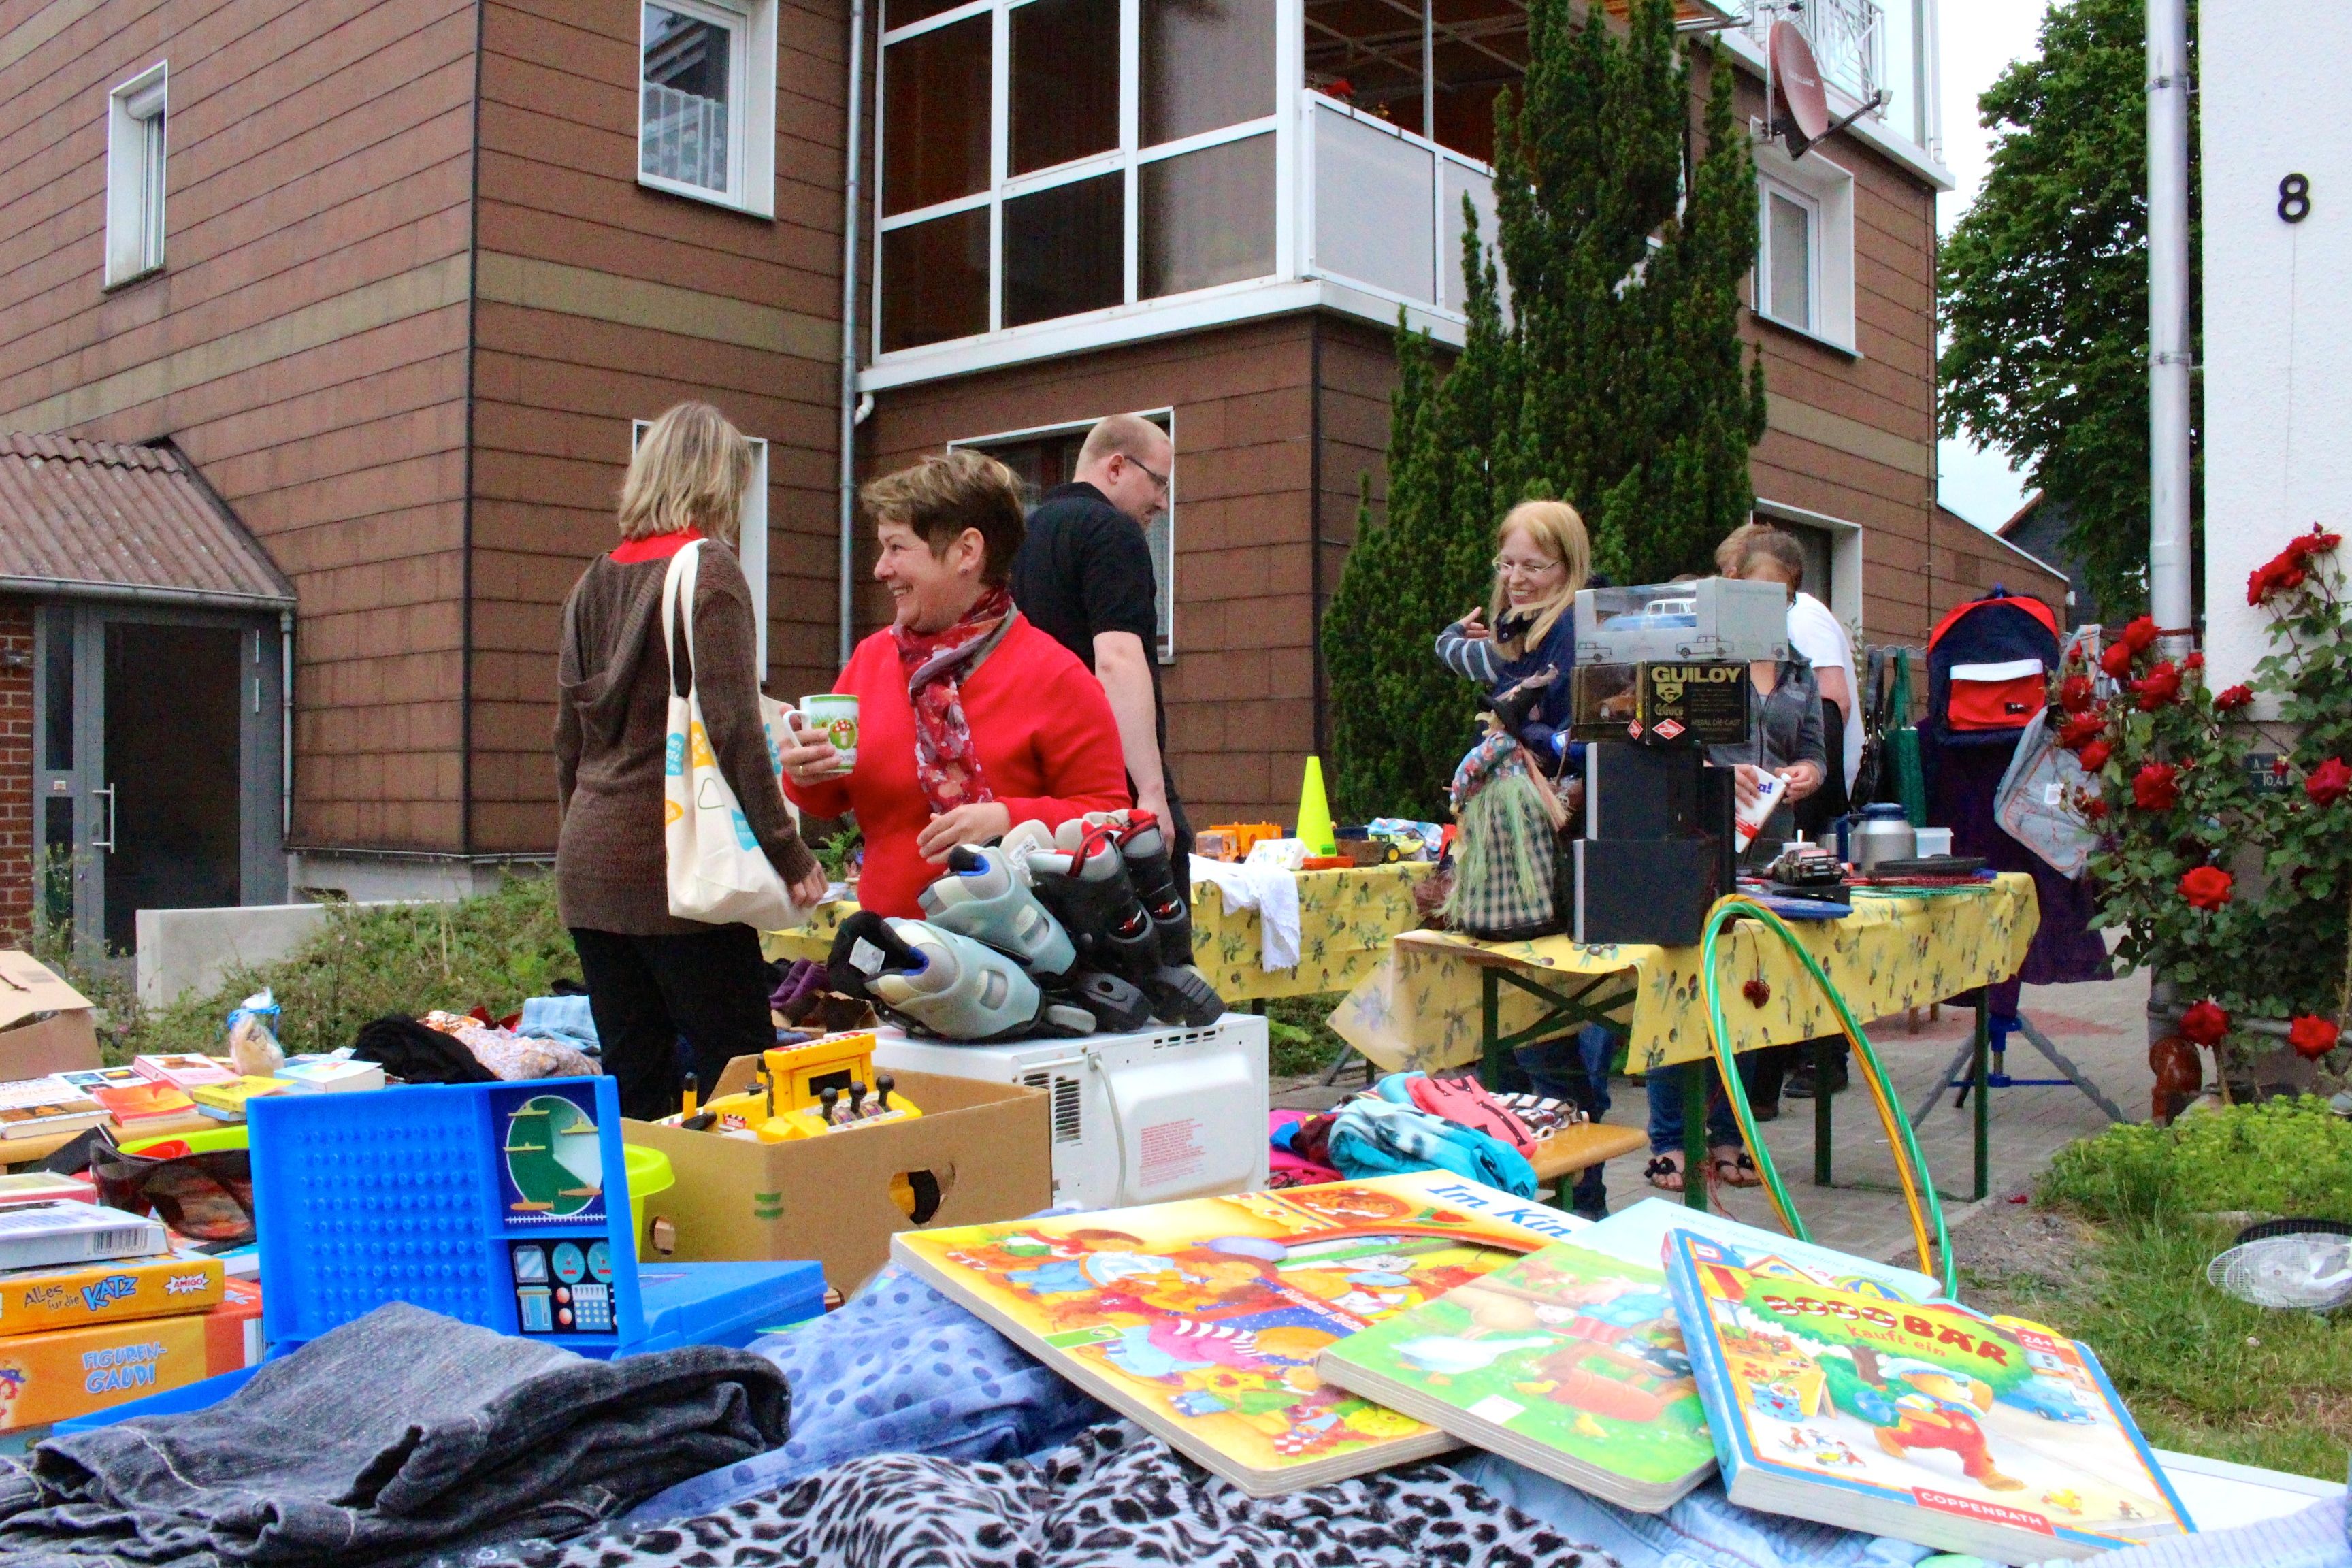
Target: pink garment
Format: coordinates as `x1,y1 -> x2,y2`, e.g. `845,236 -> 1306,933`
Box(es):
1269,1110 -> 1342,1188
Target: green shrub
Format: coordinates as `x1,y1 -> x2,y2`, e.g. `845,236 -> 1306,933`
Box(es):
132,876 -> 578,1061
2040,1096 -> 2352,1222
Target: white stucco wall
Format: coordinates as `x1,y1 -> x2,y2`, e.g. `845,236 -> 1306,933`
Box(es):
2198,0 -> 2352,687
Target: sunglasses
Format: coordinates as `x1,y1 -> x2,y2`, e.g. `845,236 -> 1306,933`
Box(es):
88,1138 -> 256,1245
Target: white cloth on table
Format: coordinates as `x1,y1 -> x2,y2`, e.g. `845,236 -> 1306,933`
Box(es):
1788,590 -> 1861,794
1188,858 -> 1302,971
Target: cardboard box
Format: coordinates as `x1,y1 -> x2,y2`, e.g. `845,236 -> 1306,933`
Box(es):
0,1278 -> 261,1431
0,1247 -> 227,1337
0,953 -> 101,1081
626,1065 -> 1050,1297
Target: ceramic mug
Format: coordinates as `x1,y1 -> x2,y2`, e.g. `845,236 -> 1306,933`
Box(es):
798,693 -> 860,771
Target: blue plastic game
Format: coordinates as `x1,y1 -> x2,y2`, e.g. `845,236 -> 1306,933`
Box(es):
242,1077 -> 823,1360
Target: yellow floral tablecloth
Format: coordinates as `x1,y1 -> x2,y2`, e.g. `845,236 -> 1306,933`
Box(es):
1330,874 -> 2040,1074
763,862 -> 1435,1006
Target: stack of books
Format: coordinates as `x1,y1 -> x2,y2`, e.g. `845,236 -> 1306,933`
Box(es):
902,1182 -> 2195,1559
0,1200 -> 260,1437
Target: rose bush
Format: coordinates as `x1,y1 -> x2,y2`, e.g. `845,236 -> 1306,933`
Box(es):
2069,525 -> 2352,1079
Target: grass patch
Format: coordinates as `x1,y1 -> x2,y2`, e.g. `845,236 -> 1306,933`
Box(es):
1993,1100 -> 2352,1481
29,877 -> 580,1064
2040,1095 -> 2352,1222
1262,994 -> 1353,1079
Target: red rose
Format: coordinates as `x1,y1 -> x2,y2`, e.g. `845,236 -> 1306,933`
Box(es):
2215,683 -> 2254,711
2178,1000 -> 2230,1046
2308,757 -> 2352,808
2179,866 -> 2234,910
2290,1015 -> 2342,1060
2100,641 -> 2136,678
2121,615 -> 2160,653
2078,739 -> 2112,771
2059,674 -> 2094,713
2133,662 -> 2182,710
2057,713 -> 2105,750
2249,553 -> 2308,604
2287,527 -> 2343,564
2132,762 -> 2179,810
2078,794 -> 2109,821
2183,651 -> 2204,671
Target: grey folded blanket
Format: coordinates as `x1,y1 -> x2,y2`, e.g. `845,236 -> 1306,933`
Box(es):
0,1301 -> 789,1568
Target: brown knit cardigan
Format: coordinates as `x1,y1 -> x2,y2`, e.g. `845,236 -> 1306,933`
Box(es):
553,541 -> 818,934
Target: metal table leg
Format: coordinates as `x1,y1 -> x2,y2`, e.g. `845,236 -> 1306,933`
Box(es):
1813,1034 -> 1835,1187
1970,998 -> 1989,1202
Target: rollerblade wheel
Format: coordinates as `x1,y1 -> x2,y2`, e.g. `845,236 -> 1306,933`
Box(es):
1144,965 -> 1226,1028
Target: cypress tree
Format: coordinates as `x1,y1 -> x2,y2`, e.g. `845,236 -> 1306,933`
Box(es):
1324,0 -> 1766,817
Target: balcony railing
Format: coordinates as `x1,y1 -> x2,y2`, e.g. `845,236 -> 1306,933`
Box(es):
1303,94 -> 1498,323
641,82 -> 729,194
1744,0 -> 1885,108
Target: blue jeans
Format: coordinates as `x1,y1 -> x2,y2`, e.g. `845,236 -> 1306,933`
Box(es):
1646,1062 -> 1743,1155
1512,1024 -> 1616,1217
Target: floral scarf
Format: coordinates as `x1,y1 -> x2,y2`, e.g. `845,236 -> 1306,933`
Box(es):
893,587 -> 1017,815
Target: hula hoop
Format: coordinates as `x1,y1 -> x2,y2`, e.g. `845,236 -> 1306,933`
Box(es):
1698,893 -> 1957,1298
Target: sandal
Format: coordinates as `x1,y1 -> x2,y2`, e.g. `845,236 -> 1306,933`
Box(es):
1644,1151 -> 1686,1193
1710,1145 -> 1762,1188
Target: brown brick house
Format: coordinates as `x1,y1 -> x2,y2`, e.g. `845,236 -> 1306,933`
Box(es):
0,0 -> 2057,939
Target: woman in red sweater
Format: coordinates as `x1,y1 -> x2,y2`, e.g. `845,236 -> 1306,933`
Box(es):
781,451 -> 1130,917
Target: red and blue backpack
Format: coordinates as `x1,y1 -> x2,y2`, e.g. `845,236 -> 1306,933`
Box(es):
1923,588 -> 2061,749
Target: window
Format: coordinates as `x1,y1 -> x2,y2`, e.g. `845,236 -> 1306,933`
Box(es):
951,414 -> 1176,659
631,421 -> 772,673
638,0 -> 778,216
1760,184 -> 1816,331
875,0 -> 1279,356
1753,147 -> 1857,352
104,64 -> 167,287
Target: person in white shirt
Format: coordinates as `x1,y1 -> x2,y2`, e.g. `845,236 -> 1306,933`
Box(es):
1716,524 -> 1857,1102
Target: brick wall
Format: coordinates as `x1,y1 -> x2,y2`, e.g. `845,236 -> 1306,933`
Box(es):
0,598 -> 31,941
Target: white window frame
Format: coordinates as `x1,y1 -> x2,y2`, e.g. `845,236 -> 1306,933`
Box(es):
632,421 -> 771,674
873,0 -> 1286,363
104,63 -> 168,288
1752,137 -> 1859,354
1754,497 -> 1865,636
947,409 -> 1176,662
636,0 -> 779,218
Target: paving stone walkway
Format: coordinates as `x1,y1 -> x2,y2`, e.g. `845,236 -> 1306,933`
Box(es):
1273,966 -> 2154,1264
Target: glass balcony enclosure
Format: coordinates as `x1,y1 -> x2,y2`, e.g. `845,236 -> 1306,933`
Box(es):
868,0 -> 1938,382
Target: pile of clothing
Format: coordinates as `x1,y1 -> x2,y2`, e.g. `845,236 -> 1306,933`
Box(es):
350,1004 -> 600,1088
1269,1072 -> 1583,1198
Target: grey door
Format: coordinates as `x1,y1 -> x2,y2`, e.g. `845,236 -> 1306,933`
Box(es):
31,603 -> 285,957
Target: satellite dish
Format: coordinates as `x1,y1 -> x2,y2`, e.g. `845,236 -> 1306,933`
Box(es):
1769,21 -> 1831,156
2207,1219 -> 2352,1313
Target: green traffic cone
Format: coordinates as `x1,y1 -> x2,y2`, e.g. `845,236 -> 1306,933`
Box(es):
1296,756 -> 1338,857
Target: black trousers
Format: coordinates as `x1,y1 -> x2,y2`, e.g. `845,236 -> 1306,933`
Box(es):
570,925 -> 774,1122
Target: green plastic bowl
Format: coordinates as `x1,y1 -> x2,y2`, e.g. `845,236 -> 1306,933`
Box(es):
625,1143 -> 674,1203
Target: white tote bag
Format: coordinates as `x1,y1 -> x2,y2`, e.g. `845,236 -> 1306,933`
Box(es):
660,541 -> 810,930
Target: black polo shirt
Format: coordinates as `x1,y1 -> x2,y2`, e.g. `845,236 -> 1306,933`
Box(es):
1010,481 -> 1186,840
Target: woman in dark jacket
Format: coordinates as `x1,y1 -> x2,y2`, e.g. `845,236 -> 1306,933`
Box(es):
1434,500 -> 1589,793
554,402 -> 827,1120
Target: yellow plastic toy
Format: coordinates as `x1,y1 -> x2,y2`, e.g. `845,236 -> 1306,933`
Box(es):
695,1032 -> 924,1143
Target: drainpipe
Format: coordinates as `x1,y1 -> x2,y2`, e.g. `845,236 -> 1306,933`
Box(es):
2145,0 -> 2194,654
838,0 -> 870,668
279,609 -> 294,840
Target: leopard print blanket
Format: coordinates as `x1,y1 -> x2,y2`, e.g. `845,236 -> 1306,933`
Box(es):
451,1421 -> 1614,1568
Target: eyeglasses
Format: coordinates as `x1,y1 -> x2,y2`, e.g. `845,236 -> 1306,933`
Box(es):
1493,555 -> 1564,578
1131,457 -> 1171,495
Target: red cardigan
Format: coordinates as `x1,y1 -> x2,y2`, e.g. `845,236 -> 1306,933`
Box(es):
785,615 -> 1132,917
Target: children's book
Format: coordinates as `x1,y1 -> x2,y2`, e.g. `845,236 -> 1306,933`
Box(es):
0,1077 -> 108,1141
1576,1198 -> 1942,1303
58,1068 -> 144,1093
1663,1231 -> 2194,1560
893,1172 -> 1591,1494
131,1054 -> 240,1090
1316,1240 -> 1716,1510
87,1081 -> 197,1128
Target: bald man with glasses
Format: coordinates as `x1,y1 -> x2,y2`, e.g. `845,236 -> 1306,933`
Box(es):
1010,414 -> 1191,889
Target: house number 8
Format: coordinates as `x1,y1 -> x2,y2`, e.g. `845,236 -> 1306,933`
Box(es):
2279,174 -> 2312,224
